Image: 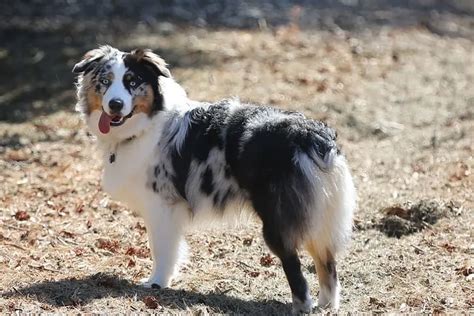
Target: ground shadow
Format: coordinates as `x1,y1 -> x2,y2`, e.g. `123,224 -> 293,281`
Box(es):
0,272 -> 289,313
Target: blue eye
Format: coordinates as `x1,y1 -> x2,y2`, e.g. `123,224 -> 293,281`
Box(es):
100,78 -> 109,85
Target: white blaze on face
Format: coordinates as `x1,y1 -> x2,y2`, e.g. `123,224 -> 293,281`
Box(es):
102,57 -> 133,116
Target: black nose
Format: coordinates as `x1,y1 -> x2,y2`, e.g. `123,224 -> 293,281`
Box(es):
108,98 -> 124,113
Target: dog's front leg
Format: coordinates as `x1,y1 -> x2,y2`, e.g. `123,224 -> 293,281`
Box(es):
140,203 -> 188,288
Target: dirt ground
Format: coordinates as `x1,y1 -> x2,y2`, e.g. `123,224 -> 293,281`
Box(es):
0,2 -> 473,314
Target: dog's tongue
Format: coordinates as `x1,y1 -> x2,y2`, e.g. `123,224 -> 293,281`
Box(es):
99,111 -> 112,134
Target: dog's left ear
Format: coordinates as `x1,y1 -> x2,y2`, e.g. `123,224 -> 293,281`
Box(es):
131,49 -> 172,78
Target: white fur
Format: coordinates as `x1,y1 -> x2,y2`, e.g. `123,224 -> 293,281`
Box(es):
294,152 -> 355,309
102,58 -> 133,116
96,109 -> 191,287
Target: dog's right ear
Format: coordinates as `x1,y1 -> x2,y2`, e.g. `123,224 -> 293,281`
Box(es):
72,47 -> 106,74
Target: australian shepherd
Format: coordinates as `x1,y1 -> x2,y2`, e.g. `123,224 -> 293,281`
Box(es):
73,45 -> 356,313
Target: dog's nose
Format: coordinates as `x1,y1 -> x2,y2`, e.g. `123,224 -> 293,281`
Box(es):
108,98 -> 124,113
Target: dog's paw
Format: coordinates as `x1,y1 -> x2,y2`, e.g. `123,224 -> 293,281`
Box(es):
317,283 -> 340,311
139,278 -> 165,289
292,295 -> 314,315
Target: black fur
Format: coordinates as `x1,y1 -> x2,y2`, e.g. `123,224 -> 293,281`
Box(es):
169,103 -> 230,199
200,166 -> 214,195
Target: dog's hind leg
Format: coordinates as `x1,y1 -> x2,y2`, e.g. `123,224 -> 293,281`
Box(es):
262,224 -> 313,314
305,241 -> 340,310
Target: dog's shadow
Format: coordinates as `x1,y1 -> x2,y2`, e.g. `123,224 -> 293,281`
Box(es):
1,272 -> 289,313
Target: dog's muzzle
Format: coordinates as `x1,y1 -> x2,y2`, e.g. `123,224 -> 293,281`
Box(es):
98,107 -> 135,134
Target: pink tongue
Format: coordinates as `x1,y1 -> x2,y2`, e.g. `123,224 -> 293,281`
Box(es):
99,112 -> 112,134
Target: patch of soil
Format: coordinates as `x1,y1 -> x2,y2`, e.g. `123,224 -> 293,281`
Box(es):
377,200 -> 457,238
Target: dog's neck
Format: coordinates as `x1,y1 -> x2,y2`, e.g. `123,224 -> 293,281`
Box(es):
95,121 -> 150,165
97,111 -> 169,167
107,135 -> 137,163
96,77 -> 191,165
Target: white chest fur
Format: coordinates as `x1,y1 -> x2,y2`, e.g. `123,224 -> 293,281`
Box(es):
99,120 -> 163,213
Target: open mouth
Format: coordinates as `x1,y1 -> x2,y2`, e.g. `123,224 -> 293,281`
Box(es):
98,107 -> 135,134
110,112 -> 132,127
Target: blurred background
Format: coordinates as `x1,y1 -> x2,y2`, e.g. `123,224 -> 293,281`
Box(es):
0,1 -> 473,314
1,0 -> 473,121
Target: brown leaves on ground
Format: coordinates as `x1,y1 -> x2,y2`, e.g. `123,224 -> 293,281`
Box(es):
14,211 -> 30,221
260,254 -> 275,267
96,239 -> 120,253
455,265 -> 473,277
73,247 -> 85,256
125,246 -> 149,258
60,230 -> 75,238
143,296 -> 160,309
248,271 -> 260,277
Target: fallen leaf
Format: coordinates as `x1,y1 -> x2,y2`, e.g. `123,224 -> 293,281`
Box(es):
125,246 -> 149,258
60,230 -> 75,238
260,254 -> 274,267
75,203 -> 84,213
96,239 -> 120,253
143,296 -> 159,309
441,243 -> 456,253
248,271 -> 260,277
14,211 -> 30,221
455,265 -> 473,277
74,248 -> 84,256
8,302 -> 15,312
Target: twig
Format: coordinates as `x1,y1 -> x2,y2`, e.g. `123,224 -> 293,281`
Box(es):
411,244 -> 425,254
1,223 -> 28,231
3,242 -> 27,251
238,261 -> 254,270
12,287 -> 24,295
28,263 -> 59,272
57,236 -> 79,246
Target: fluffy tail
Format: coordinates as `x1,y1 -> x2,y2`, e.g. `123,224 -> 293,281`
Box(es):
294,150 -> 356,254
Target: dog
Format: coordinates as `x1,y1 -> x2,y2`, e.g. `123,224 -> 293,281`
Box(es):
72,45 -> 356,313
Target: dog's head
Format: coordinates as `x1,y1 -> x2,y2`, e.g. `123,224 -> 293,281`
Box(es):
73,45 -> 178,140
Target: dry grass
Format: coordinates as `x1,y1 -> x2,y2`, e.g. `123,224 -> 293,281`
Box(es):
0,23 -> 473,313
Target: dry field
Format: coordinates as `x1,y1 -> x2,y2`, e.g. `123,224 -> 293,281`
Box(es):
0,7 -> 473,314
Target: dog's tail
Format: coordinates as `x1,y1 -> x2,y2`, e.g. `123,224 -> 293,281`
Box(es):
293,148 -> 356,255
